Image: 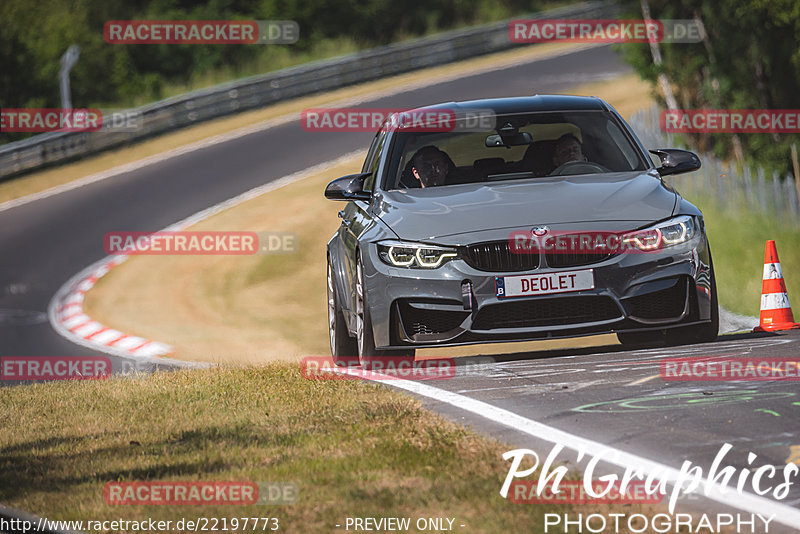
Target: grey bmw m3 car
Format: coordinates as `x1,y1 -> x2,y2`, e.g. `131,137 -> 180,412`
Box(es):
325,96 -> 718,366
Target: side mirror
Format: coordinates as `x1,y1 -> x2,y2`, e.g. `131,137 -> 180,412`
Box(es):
324,173 -> 372,201
649,149 -> 701,176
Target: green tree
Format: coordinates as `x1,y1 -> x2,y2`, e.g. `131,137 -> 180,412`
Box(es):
618,0 -> 800,175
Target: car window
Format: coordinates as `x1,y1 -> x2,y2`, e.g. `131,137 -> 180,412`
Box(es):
606,120 -> 640,169
384,111 -> 648,190
361,130 -> 383,174
363,129 -> 387,192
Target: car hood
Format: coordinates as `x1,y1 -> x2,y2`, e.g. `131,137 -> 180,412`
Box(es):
376,171 -> 678,242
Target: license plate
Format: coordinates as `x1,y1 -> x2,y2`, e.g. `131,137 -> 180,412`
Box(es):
496,269 -> 594,299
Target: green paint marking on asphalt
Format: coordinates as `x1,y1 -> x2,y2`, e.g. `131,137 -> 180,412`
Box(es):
755,409 -> 781,417
572,390 -> 796,413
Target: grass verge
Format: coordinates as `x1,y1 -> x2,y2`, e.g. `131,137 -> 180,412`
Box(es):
0,365 -> 586,533
694,201 -> 800,318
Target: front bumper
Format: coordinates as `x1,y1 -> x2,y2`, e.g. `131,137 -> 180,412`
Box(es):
361,235 -> 714,349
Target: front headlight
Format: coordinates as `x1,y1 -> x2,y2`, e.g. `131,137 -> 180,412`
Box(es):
377,241 -> 458,268
622,215 -> 697,251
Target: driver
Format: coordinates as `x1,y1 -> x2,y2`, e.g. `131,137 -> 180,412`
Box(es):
552,134 -> 587,167
410,145 -> 453,188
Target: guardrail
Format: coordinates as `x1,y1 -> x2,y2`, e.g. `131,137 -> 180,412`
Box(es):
0,1 -> 615,180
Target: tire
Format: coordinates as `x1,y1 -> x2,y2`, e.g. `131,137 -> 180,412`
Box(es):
327,259 -> 358,367
355,254 -> 414,369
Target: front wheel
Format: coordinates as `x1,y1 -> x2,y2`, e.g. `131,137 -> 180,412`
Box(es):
328,259 -> 358,367
355,255 -> 414,369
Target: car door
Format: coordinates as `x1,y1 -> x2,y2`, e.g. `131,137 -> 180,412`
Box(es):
339,129 -> 388,324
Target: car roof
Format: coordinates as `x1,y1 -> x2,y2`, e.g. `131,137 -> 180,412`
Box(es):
411,95 -> 609,115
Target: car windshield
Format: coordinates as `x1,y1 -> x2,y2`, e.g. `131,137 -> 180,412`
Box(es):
384,110 -> 647,190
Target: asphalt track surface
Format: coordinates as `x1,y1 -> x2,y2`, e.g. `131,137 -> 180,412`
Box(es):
409,330 -> 800,532
3,44 -> 800,531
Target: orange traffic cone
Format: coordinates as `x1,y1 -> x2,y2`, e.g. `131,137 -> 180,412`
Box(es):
754,240 -> 800,332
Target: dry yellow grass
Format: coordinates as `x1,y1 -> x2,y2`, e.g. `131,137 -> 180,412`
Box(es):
83,67 -> 657,365
570,73 -> 655,119
85,160 -> 354,364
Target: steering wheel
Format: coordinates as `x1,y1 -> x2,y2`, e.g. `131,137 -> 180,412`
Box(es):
550,160 -> 609,176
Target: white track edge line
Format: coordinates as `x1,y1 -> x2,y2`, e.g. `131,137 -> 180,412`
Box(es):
344,369 -> 800,530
